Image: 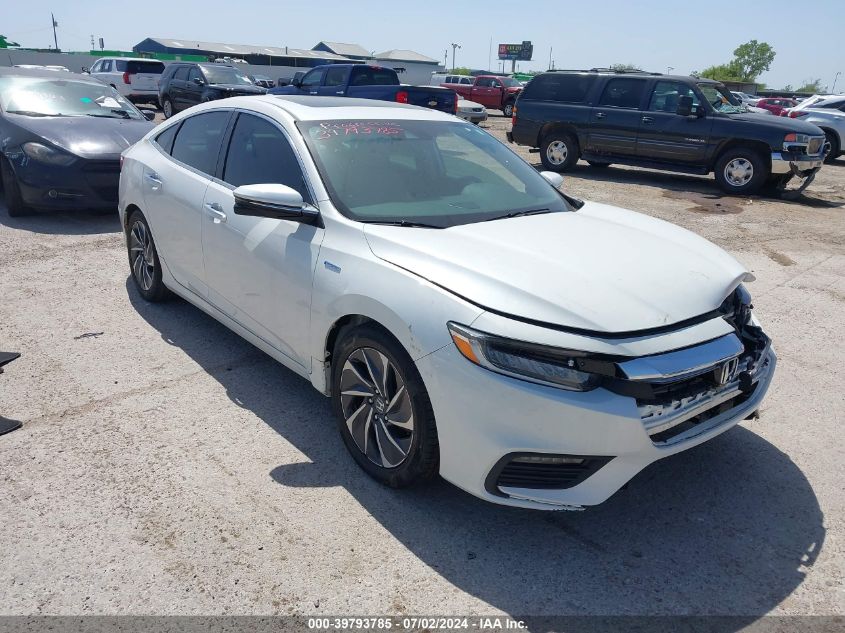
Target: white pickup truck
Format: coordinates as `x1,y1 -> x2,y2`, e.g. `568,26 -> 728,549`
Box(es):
88,57 -> 165,106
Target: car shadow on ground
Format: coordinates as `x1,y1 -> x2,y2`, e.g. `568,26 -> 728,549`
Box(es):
0,202 -> 121,235
541,162 -> 845,209
128,280 -> 824,621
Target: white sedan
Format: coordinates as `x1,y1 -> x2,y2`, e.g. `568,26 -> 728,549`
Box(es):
118,96 -> 776,510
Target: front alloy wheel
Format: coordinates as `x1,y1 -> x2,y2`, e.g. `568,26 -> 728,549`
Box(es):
339,347 -> 414,468
332,325 -> 439,488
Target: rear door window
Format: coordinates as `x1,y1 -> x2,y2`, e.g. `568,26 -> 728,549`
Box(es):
324,66 -> 350,87
598,78 -> 646,109
114,60 -> 127,71
100,60 -> 113,72
170,111 -> 231,176
173,66 -> 190,81
522,74 -> 597,103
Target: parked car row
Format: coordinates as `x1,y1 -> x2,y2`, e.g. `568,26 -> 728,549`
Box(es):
509,69 -> 830,195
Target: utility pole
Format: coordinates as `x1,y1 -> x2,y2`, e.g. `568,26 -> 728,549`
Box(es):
488,37 -> 492,72
51,13 -> 58,51
450,42 -> 461,71
667,66 -> 674,75
444,49 -> 448,68
833,71 -> 842,93
549,47 -> 553,71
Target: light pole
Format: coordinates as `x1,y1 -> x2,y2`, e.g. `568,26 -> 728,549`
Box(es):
450,43 -> 461,71
833,71 -> 842,93
667,66 -> 674,75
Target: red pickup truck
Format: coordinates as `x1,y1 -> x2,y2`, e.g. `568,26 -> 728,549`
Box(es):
443,75 -> 523,117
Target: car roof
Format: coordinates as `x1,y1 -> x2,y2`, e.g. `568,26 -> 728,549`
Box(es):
193,95 -> 455,122
0,67 -> 100,82
539,70 -> 720,84
96,56 -> 163,62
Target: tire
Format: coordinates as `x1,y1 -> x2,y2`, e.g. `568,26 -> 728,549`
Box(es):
587,161 -> 611,168
714,147 -> 767,195
539,132 -> 579,172
502,101 -> 515,118
161,97 -> 174,119
126,210 -> 171,302
331,324 -> 439,488
1,157 -> 32,217
823,131 -> 840,163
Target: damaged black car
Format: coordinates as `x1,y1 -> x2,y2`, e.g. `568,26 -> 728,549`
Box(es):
0,67 -> 155,217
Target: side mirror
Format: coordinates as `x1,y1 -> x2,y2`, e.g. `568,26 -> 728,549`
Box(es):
539,171 -> 564,189
192,77 -> 205,86
677,95 -> 693,117
292,72 -> 305,88
140,109 -> 156,121
233,184 -> 320,225
81,67 -> 89,74
694,104 -> 706,118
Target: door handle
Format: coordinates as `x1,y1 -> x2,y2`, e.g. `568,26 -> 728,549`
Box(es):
204,202 -> 227,224
594,112 -> 606,119
309,91 -> 318,95
641,116 -> 654,124
144,172 -> 162,189
335,91 -> 344,95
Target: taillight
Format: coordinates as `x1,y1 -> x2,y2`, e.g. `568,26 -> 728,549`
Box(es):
512,105 -> 517,126
789,110 -> 809,118
122,71 -> 130,84
395,90 -> 409,104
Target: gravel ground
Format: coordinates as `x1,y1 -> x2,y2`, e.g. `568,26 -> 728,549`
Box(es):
0,110 -> 843,619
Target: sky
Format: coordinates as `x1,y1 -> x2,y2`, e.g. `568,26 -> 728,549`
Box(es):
5,0 -> 845,91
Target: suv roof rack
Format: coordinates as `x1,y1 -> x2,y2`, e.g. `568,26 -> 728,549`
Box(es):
546,68 -> 663,76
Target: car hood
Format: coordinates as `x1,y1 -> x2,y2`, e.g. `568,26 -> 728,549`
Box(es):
724,111 -> 824,134
208,83 -> 266,94
363,201 -> 749,334
11,115 -> 154,159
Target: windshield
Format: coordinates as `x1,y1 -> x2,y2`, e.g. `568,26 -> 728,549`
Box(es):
500,77 -> 522,88
298,119 -> 570,228
201,66 -> 253,86
698,83 -> 746,114
0,76 -> 144,119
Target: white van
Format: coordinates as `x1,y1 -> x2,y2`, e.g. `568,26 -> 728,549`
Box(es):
430,72 -> 474,87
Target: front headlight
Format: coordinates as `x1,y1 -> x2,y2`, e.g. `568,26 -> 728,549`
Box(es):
447,322 -> 600,391
22,142 -> 76,166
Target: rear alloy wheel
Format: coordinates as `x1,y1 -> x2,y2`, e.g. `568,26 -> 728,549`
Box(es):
332,325 -> 438,488
0,157 -> 32,217
540,132 -> 579,172
162,97 -> 174,119
714,148 -> 766,195
127,211 -> 171,302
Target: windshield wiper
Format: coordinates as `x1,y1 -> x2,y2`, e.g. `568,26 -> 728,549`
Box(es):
5,110 -> 58,117
364,220 -> 444,229
482,208 -> 551,222
86,110 -> 131,119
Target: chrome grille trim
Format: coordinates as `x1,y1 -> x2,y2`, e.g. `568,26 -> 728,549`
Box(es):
617,333 -> 744,383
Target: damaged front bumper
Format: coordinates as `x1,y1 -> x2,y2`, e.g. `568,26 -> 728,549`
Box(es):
770,150 -> 827,199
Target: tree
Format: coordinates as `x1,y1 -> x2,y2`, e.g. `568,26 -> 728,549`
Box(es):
732,40 -> 776,82
610,63 -> 640,72
781,84 -> 794,92
797,78 -> 823,93
451,67 -> 472,76
699,61 -> 743,82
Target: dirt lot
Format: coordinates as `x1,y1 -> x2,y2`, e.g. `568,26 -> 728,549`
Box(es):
1,110 -> 843,620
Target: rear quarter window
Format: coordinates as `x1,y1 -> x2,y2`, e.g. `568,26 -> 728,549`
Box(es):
522,74 -> 597,103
